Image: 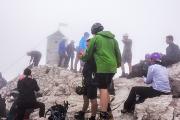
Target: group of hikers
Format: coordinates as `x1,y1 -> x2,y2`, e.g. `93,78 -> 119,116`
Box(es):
58,32 -> 90,72
0,22 -> 180,120
73,23 -> 180,120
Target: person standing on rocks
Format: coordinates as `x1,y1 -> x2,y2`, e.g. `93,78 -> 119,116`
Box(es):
74,39 -> 97,120
58,39 -> 68,67
121,52 -> 171,113
0,72 -> 7,89
15,68 -> 45,120
120,34 -> 132,77
161,35 -> 180,67
27,50 -> 42,68
80,23 -> 121,119
64,40 -> 76,70
0,94 -> 6,119
74,32 -> 90,72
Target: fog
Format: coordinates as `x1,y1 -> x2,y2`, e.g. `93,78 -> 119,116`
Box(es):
0,0 -> 180,80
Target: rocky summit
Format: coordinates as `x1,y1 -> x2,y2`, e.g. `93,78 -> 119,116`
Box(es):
0,63 -> 180,120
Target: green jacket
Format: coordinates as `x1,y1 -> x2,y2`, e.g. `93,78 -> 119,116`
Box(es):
81,31 -> 121,73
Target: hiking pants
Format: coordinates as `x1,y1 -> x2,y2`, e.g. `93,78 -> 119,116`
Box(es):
123,86 -> 169,112
15,101 -> 45,120
59,53 -> 67,67
64,54 -> 74,69
33,55 -> 41,67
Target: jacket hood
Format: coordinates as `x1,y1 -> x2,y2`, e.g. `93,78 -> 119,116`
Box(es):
96,31 -> 115,39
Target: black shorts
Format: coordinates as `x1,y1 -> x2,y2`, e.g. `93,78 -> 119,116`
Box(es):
95,73 -> 115,89
83,84 -> 97,99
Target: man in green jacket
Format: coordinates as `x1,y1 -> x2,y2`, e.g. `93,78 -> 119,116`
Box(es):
81,23 -> 121,119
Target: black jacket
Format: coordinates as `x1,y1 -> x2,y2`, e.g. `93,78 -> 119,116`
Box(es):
166,43 -> 180,61
17,77 -> 39,104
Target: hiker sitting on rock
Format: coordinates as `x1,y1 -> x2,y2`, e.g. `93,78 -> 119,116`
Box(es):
121,52 -> 171,113
127,54 -> 151,79
162,35 -> 180,67
15,68 -> 45,120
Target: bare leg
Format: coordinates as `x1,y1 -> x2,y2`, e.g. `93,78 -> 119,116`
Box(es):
74,55 -> 79,72
90,99 -> 98,117
71,56 -> 74,70
121,62 -> 126,76
128,62 -> 132,74
82,95 -> 89,112
99,89 -> 109,112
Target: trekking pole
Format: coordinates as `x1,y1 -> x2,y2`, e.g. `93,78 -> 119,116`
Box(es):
112,100 -> 125,111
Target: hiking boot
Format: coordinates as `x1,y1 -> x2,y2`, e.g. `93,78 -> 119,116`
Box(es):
88,116 -> 96,120
74,111 -> 85,120
107,104 -> 114,120
99,111 -> 110,120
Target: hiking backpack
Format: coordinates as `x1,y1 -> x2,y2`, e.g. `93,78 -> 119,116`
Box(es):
45,101 -> 69,120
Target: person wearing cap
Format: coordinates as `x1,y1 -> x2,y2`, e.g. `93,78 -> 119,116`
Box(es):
80,23 -> 121,119
27,51 -> 42,68
74,32 -> 90,72
162,35 -> 180,67
120,34 -> 132,77
64,40 -> 76,69
121,52 -> 171,113
15,68 -> 45,120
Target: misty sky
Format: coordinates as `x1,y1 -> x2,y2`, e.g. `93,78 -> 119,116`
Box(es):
0,0 -> 180,80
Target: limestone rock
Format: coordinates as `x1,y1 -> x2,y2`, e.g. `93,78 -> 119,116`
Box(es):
135,95 -> 174,120
0,62 -> 180,120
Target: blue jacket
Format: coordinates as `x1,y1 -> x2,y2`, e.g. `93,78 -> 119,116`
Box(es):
58,40 -> 66,54
78,36 -> 87,52
144,64 -> 171,93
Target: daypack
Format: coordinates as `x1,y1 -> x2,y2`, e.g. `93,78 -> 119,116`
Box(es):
45,101 -> 69,120
127,60 -> 151,79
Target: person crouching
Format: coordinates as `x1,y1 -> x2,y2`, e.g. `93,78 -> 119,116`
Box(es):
15,68 -> 45,120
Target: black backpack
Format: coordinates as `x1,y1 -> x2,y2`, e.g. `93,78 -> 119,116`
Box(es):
45,101 -> 69,120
